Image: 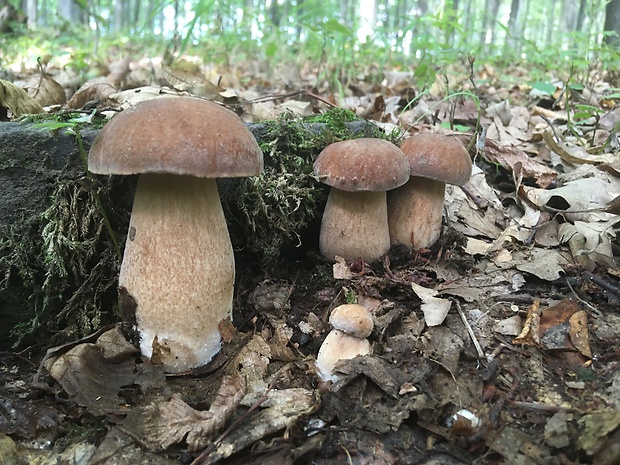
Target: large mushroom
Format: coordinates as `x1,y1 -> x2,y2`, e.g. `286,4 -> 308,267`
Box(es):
88,97 -> 263,372
313,138 -> 409,263
387,133 -> 472,250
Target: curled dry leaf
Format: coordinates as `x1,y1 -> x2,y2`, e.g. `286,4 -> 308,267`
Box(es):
513,298 -> 541,346
144,373 -> 246,452
543,129 -> 618,165
201,388 -> 320,465
67,81 -> 117,109
46,343 -> 137,416
0,78 -> 44,116
163,61 -> 225,99
25,73 -> 66,106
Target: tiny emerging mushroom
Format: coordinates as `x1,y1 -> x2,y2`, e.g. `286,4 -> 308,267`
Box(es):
316,303 -> 374,382
88,96 -> 263,373
387,133 -> 472,250
313,138 -> 410,263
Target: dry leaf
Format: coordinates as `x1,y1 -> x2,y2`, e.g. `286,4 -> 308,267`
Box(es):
568,310 -> 593,359
411,282 -> 452,327
25,73 -> 66,106
67,81 -> 117,109
46,343 -> 137,415
513,298 -> 541,346
333,255 -> 354,280
203,388 -> 319,465
543,129 -> 618,165
106,56 -> 132,88
0,397 -> 63,438
144,373 -> 246,452
109,85 -> 183,108
163,61 -> 224,99
0,78 -> 45,116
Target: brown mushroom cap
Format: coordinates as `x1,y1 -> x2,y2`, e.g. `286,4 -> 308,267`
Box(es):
400,134 -> 472,185
313,138 -> 409,192
329,304 -> 374,338
88,97 -> 263,177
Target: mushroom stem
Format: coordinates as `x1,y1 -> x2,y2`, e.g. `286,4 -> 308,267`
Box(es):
319,189 -> 391,263
387,176 -> 446,250
119,173 -> 234,372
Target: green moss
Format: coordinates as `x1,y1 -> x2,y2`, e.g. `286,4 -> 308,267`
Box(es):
0,175 -> 127,348
223,109 -> 390,267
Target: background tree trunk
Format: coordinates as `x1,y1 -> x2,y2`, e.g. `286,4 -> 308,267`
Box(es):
604,0 -> 620,45
57,0 -> 83,24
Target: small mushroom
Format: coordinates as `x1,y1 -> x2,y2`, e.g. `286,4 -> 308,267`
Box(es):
387,133 -> 472,249
88,97 -> 263,372
316,304 -> 374,382
313,138 -> 409,263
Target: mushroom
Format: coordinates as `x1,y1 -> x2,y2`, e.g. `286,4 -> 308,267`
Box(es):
316,303 -> 374,382
387,133 -> 472,250
313,138 -> 409,263
88,97 -> 263,372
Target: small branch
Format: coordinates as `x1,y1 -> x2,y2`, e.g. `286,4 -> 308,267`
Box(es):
582,271 -> 620,299
454,299 -> 487,361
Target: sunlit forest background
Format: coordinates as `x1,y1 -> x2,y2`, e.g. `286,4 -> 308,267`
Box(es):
0,0 -> 619,103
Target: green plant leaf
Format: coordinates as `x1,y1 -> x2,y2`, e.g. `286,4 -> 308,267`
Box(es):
530,81 -> 556,95
322,19 -> 352,36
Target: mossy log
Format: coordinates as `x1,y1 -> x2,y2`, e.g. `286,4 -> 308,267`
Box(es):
0,115 -> 386,349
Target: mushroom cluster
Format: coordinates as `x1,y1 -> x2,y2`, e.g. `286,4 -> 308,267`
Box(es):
316,303 -> 374,382
88,96 -> 263,372
387,133 -> 472,250
313,138 -> 409,263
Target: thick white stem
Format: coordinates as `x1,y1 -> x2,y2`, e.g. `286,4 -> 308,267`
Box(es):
319,189 -> 390,263
387,176 -> 445,250
119,174 -> 234,372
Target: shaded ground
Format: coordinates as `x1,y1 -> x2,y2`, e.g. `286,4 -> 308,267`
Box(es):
1,233 -> 619,464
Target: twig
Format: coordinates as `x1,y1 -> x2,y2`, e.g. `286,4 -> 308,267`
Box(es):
565,277 -> 602,318
511,401 -> 570,413
454,300 -> 487,361
582,271 -> 620,299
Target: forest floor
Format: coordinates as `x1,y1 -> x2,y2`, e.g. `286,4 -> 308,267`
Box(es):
1,52 -> 620,465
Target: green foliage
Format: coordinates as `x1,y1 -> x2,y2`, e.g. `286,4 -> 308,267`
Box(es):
0,120 -> 127,347
1,177 -> 124,347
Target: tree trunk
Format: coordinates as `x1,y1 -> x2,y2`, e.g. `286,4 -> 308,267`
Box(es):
545,0 -> 558,47
505,0 -> 523,56
57,0 -> 83,23
25,0 -> 37,27
114,0 -> 123,33
575,0 -> 587,32
604,0 -> 620,45
560,0 -> 578,33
